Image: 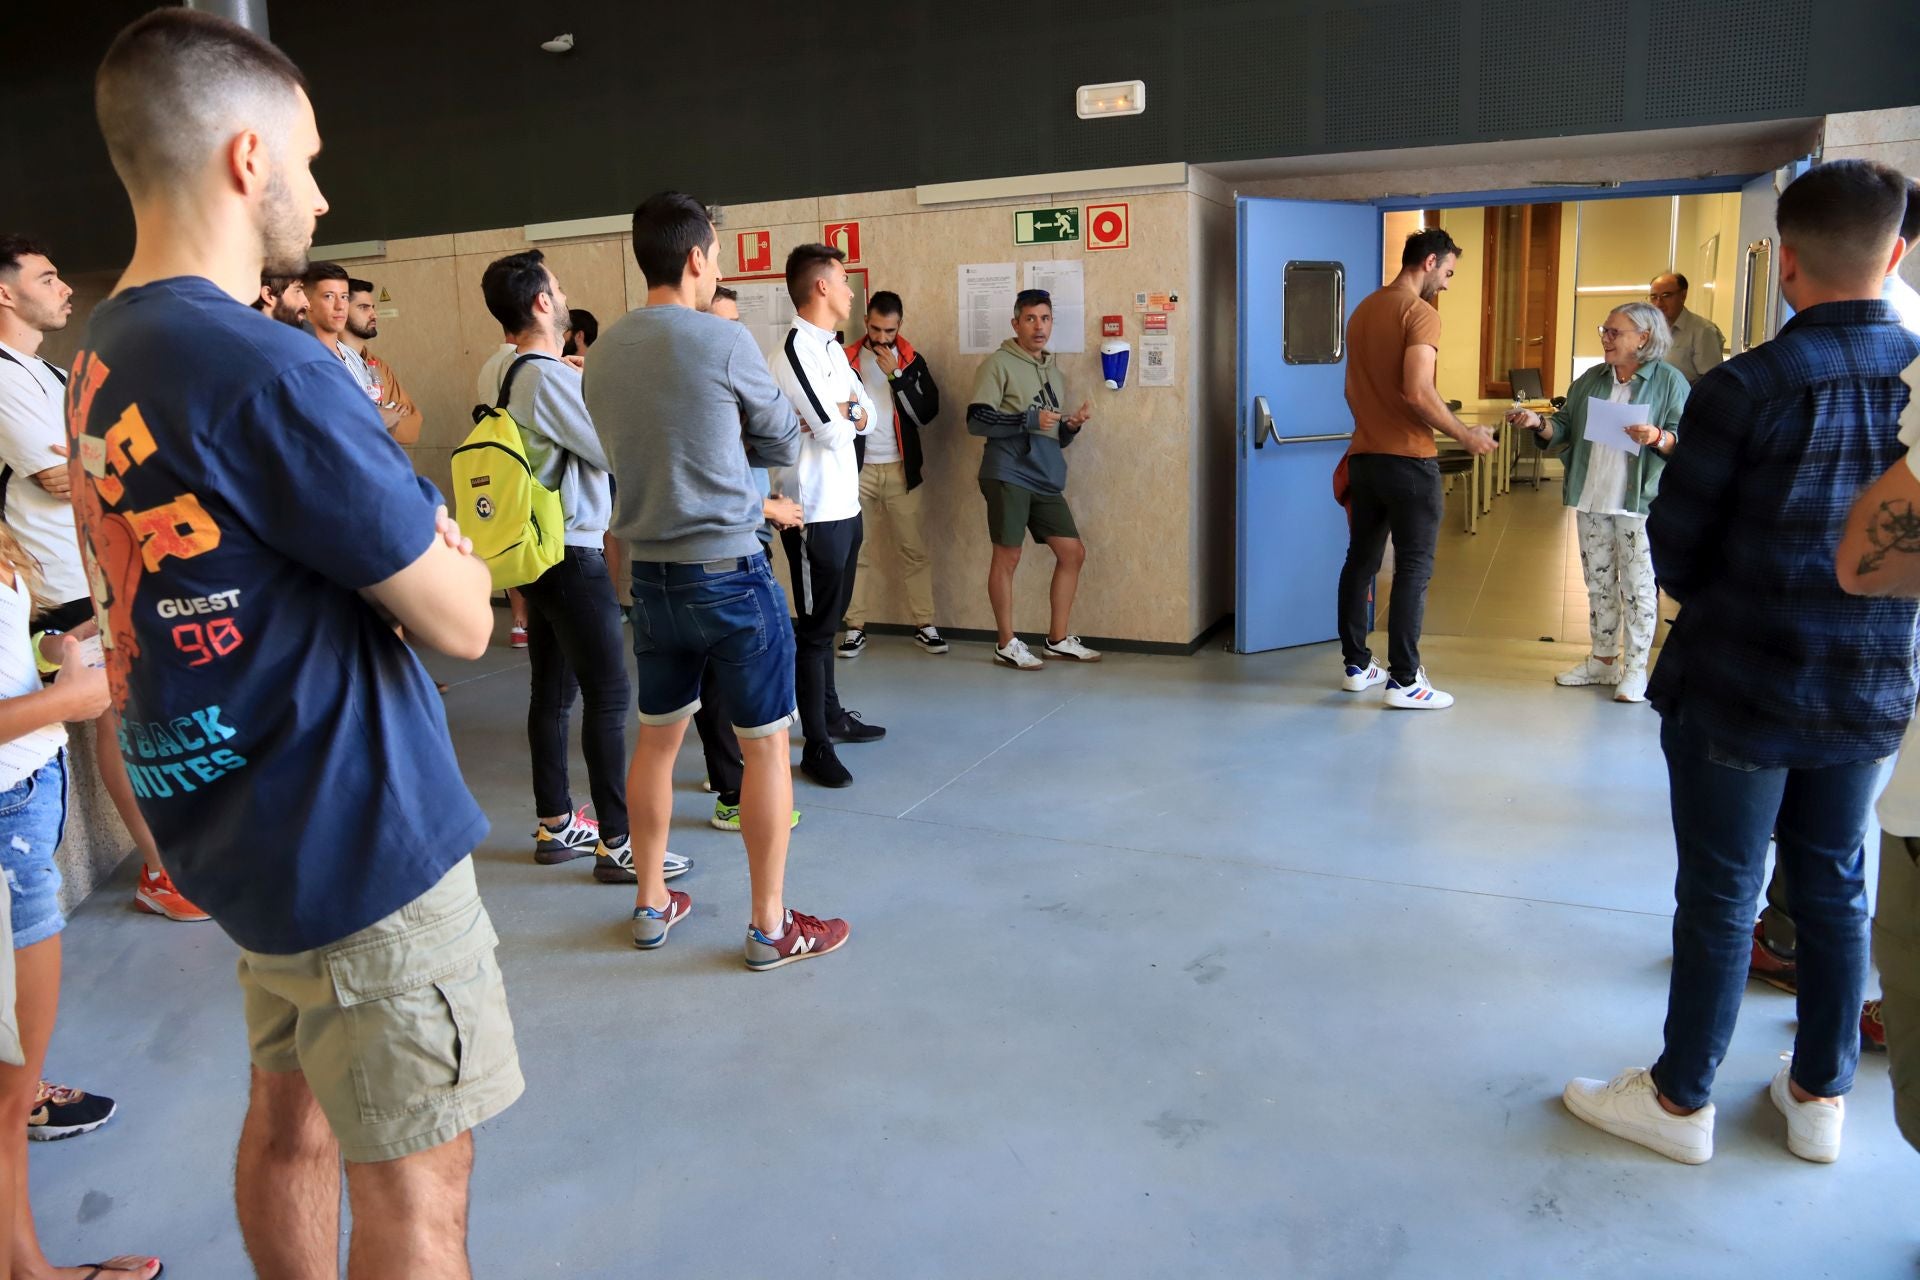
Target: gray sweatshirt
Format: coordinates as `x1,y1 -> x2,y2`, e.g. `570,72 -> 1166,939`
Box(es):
501,352 -> 611,548
584,305 -> 801,562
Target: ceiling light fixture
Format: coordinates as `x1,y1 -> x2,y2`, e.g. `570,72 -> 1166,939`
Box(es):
541,33 -> 575,54
1076,81 -> 1145,119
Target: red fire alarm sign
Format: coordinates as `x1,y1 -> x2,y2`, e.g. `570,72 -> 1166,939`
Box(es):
1086,202 -> 1130,251
1101,315 -> 1124,338
737,230 -> 772,274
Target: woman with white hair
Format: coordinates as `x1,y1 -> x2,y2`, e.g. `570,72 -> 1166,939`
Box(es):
1509,300 -> 1690,703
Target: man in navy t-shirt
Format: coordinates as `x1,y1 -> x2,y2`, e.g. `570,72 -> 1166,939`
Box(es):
74,11 -> 520,1274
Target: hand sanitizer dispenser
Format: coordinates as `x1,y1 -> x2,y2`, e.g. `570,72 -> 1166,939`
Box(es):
1101,339 -> 1132,390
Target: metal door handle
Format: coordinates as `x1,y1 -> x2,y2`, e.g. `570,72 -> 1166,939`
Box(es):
1273,432 -> 1354,445
1252,395 -> 1276,448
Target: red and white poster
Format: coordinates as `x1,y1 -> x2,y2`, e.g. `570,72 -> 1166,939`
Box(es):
824,221 -> 861,263
1086,202 -> 1130,251
737,230 -> 772,274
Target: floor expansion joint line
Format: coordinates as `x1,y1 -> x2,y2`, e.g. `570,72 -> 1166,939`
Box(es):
891,810 -> 1676,920
894,699 -> 1075,820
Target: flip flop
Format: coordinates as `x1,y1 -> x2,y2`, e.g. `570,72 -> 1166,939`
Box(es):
80,1261 -> 162,1279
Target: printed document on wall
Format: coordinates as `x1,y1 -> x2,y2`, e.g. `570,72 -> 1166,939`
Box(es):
959,263 -> 1018,355
1139,332 -> 1175,387
731,283 -> 795,362
1022,260 -> 1085,353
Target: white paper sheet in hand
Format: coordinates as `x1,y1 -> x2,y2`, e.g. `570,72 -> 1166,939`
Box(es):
1582,395 -> 1651,456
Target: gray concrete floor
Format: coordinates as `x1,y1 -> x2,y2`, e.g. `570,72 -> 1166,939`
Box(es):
29,625 -> 1919,1277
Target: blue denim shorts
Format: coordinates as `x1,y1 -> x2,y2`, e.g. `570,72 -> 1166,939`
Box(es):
630,554 -> 797,738
0,752 -> 68,950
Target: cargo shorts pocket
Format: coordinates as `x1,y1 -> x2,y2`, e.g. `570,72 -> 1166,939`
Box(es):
327,907 -> 514,1124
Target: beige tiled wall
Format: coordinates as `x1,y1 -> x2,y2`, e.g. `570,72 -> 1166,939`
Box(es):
1824,108 -> 1920,291
323,184 -> 1212,645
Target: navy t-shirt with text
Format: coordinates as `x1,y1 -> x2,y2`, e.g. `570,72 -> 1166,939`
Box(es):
67,277 -> 487,954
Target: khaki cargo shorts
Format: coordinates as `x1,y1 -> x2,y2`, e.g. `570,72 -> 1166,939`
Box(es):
236,857 -> 524,1163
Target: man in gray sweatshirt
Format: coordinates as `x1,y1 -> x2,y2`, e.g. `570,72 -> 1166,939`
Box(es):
584,191 -> 849,972
482,250 -> 695,890
967,289 -> 1101,670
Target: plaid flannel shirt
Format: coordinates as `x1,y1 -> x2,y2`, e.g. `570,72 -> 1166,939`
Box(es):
1647,300 -> 1920,768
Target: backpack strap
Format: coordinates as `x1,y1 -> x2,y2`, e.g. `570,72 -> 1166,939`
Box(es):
496,353 -> 546,410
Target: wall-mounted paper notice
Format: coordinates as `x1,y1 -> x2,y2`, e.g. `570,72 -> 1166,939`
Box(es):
959,263 -> 1018,355
1139,332 -> 1175,387
1022,260 -> 1086,354
1582,395 -> 1650,455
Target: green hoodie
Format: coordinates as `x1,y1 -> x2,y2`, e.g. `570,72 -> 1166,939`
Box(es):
967,338 -> 1080,495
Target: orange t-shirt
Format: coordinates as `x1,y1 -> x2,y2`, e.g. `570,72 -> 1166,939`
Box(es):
1344,286 -> 1442,458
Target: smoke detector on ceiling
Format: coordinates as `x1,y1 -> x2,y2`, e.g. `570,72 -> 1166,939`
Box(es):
541,33 -> 575,54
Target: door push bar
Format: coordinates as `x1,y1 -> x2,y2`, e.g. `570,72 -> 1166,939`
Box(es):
1250,396 -> 1352,449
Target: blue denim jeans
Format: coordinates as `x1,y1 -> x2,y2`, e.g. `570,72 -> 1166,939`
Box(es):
1651,710 -> 1878,1109
630,554 -> 797,738
0,751 -> 69,950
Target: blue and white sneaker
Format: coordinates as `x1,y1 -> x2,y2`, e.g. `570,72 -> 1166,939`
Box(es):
1341,661 -> 1387,692
1384,668 -> 1454,710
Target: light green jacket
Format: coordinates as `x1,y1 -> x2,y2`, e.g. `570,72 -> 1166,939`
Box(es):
1539,360 -> 1690,516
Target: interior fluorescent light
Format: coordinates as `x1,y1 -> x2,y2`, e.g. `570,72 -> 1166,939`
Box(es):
1077,81 -> 1145,119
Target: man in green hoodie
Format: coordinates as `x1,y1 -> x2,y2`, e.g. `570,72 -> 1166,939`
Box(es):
967,289 -> 1100,669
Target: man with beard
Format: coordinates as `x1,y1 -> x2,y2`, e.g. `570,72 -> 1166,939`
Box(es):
1334,228 -> 1496,710
253,270 -> 307,325
75,10 -> 521,1274
341,276 -> 421,443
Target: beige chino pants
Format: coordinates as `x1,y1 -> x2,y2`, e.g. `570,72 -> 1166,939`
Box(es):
846,461 -> 935,629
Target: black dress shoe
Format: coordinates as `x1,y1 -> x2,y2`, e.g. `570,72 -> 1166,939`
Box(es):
828,710 -> 886,743
801,744 -> 854,788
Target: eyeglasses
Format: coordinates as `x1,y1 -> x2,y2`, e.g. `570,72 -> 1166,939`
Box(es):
1597,326 -> 1642,342
1648,291 -> 1681,302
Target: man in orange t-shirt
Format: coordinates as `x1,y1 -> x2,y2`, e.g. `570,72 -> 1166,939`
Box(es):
1336,228 -> 1494,710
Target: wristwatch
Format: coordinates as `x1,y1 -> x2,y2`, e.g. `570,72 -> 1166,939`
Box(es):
848,403 -> 865,423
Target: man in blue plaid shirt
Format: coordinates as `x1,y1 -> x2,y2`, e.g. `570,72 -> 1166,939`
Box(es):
1564,160 -> 1920,1166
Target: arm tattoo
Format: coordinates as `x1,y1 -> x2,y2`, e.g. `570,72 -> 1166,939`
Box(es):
1857,499 -> 1920,576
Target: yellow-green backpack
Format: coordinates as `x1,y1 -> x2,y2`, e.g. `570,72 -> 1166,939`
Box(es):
453,355 -> 566,590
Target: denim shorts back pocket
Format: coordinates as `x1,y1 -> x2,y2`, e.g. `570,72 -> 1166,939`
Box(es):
328,903 -> 513,1123
686,579 -> 773,663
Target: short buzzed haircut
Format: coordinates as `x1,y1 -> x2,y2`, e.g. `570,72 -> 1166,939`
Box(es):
94,9 -> 307,201
631,191 -> 715,289
0,234 -> 51,280
785,243 -> 844,309
867,290 -> 903,319
1402,228 -> 1462,268
1776,160 -> 1909,284
304,261 -> 348,288
348,277 -> 374,297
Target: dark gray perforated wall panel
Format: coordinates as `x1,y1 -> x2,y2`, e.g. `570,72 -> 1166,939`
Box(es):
10,0 -> 1917,269
1646,0 -> 1813,121
1477,0 -> 1630,134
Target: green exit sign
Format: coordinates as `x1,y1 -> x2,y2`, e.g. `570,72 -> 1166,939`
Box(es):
1015,207 -> 1079,244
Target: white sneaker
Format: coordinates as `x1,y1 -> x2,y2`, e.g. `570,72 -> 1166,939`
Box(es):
1563,1067 -> 1714,1164
1042,634 -> 1102,663
1342,661 -> 1387,692
1556,655 -> 1622,687
1383,668 -> 1453,709
995,638 -> 1044,670
1769,1064 -> 1843,1163
1614,668 -> 1650,703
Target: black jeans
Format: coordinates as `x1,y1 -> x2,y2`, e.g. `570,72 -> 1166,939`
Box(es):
522,546 -> 631,839
1337,454 -> 1442,685
780,514 -> 862,746
692,662 -> 743,804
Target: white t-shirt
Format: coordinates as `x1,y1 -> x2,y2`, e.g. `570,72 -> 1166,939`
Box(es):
1875,348 -> 1920,835
0,568 -> 65,790
476,343 -> 517,406
0,340 -> 90,604
1574,375 -> 1637,518
857,348 -> 899,465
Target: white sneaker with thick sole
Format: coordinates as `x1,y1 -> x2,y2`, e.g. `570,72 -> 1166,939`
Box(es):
1556,655 -> 1622,687
1342,661 -> 1387,692
1769,1064 -> 1843,1163
1043,635 -> 1102,662
1614,668 -> 1650,703
1383,668 -> 1454,710
1563,1067 -> 1714,1164
995,638 -> 1044,670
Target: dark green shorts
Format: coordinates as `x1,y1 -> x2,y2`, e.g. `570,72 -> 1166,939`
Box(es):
980,478 -> 1079,547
